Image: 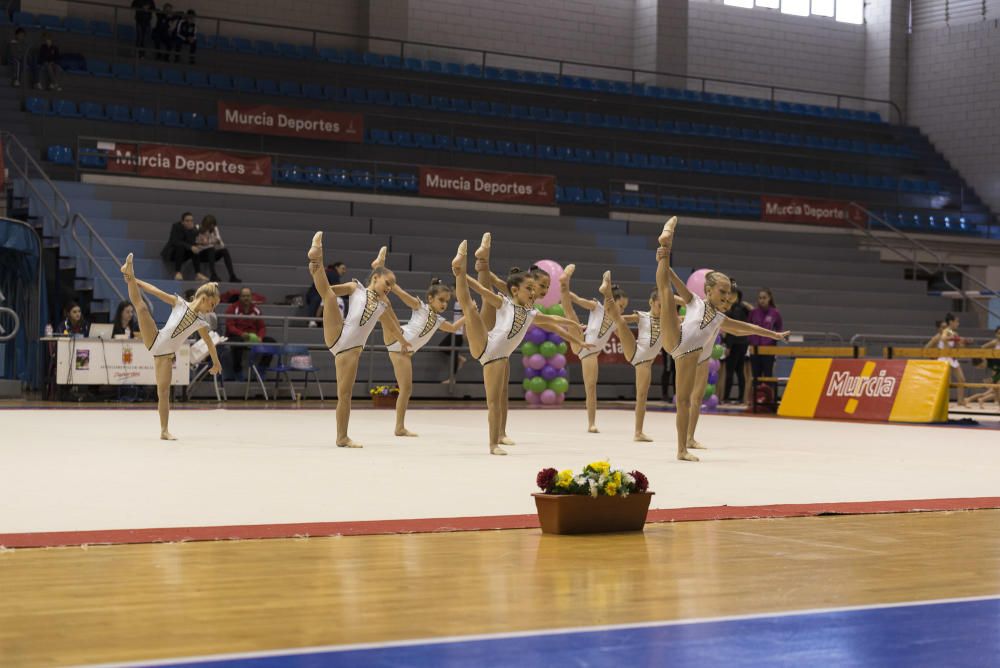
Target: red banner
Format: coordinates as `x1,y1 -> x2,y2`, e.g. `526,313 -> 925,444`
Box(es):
813,359 -> 906,421
106,143 -> 271,185
418,166 -> 555,205
217,101 -> 363,143
760,195 -> 866,227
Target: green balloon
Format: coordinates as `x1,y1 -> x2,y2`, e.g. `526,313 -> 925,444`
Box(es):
520,342 -> 539,357
533,303 -> 546,313
711,344 -> 724,360
549,376 -> 570,394
679,306 -> 687,317
547,304 -> 565,317
703,383 -> 716,400
539,341 -> 558,358
528,376 -> 547,393
557,342 -> 568,354
522,378 -> 532,391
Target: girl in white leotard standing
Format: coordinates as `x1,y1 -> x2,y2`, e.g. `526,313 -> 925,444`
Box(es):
119,253 -> 222,440
926,313 -> 969,407
559,265 -> 634,434
451,234 -> 594,455
307,234 -> 411,448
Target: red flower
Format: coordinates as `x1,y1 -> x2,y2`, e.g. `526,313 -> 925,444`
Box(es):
536,467 -> 558,491
630,470 -> 649,493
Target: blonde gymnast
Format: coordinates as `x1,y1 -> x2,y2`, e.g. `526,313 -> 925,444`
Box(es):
452,235 -> 594,455
120,253 -> 221,440
307,235 -> 411,448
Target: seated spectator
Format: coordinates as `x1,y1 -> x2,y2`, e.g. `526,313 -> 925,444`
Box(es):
35,33 -> 62,91
131,0 -> 156,59
6,28 -> 27,86
111,301 -> 139,338
196,215 -> 241,283
305,261 -> 347,327
60,302 -> 90,336
225,287 -> 275,381
152,3 -> 178,61
160,211 -> 208,280
172,9 -> 197,64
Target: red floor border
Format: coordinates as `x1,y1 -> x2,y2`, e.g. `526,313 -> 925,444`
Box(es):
3,497 -> 999,549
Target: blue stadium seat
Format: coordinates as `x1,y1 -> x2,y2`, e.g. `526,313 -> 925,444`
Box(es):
477,138 -> 500,155
377,172 -> 398,191
162,69 -> 185,86
404,57 -> 423,71
484,67 -> 502,80
432,96 -> 453,112
451,97 -> 470,113
384,55 -> 403,69
79,101 -> 105,120
277,43 -> 301,59
25,97 -> 51,115
89,20 -> 112,37
457,137 -> 480,153
109,104 -> 135,123
186,71 -> 210,88
539,73 -> 559,86
235,76 -> 255,93
13,12 -> 38,28
518,142 -> 535,158
53,99 -> 81,118
79,152 -> 107,169
38,14 -> 64,31
279,81 -> 302,97
410,94 -> 431,109
368,129 -> 394,146
363,52 -> 385,67
574,148 -> 593,163
394,131 -> 416,148
303,167 -> 326,185
397,173 -> 418,192
47,146 -> 73,165
351,170 -> 374,189
181,112 -> 206,130
347,51 -> 367,65
592,150 -> 611,165
213,36 -> 234,52
464,64 -> 483,78
319,48 -> 346,63
117,24 -> 136,42
434,135 -> 454,151
138,65 -> 161,83
159,109 -> 183,127
471,100 -> 490,115
232,38 -> 254,54
303,83 -> 327,100
111,62 -> 135,79
65,17 -> 89,34
87,59 -> 112,77
585,188 -> 605,205
414,133 -> 434,149
210,73 -> 234,90
256,79 -> 279,95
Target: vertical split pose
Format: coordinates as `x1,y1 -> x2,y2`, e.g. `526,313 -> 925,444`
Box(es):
308,234 -> 411,448
120,253 -> 222,440
559,264 -> 633,433
452,234 -> 593,455
375,255 -> 465,436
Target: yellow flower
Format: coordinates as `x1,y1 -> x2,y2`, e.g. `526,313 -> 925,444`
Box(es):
556,469 -> 574,488
589,460 -> 610,475
605,482 -> 619,496
612,471 -> 622,487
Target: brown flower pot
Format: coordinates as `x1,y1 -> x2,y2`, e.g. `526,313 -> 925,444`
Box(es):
532,492 -> 654,535
371,394 -> 398,408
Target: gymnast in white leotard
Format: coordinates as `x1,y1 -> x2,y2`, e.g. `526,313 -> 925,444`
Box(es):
451,234 -> 594,456
379,270 -> 464,437
307,235 -> 411,448
120,253 -> 221,441
560,266 -> 633,433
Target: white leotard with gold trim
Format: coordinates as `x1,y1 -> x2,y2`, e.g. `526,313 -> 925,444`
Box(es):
329,279 -> 387,356
669,295 -> 725,363
148,296 -> 208,357
479,295 -> 537,365
387,301 -> 444,353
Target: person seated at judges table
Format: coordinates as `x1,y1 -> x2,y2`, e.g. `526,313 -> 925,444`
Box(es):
111,301 -> 139,338
60,302 -> 90,337
225,287 -> 275,381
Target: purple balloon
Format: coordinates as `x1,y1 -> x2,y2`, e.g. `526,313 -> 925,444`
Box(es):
716,334 -> 723,344
526,326 -> 547,345
707,358 -> 721,375
557,368 -> 568,378
703,394 -> 719,411
707,370 -> 719,385
540,389 -> 558,405
547,333 -> 564,346
521,354 -> 533,369
554,391 -> 566,404
548,353 -> 567,370
541,364 -> 558,381
527,353 -> 547,370
524,367 -> 539,378
525,390 -> 542,405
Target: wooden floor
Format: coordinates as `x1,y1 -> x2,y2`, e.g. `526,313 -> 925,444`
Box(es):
2,510 -> 999,667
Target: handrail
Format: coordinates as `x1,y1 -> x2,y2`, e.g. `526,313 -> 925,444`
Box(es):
848,203 -> 1000,323
47,0 -> 902,123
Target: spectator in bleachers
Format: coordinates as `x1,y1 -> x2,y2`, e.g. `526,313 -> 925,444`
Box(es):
111,301 -> 139,338
35,33 -> 62,92
131,0 -> 157,59
161,211 -> 208,281
195,215 -> 241,283
305,261 -> 347,327
60,302 -> 90,337
225,287 -> 275,381
723,288 -> 751,404
172,9 -> 197,64
152,3 -> 178,61
5,28 -> 27,87
748,288 -> 782,389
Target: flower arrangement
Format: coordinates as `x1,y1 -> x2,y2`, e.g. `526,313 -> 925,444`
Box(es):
369,385 -> 400,397
536,460 -> 650,498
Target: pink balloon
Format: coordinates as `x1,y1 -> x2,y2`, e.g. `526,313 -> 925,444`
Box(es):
525,390 -> 542,405
540,389 -> 558,405
527,353 -> 547,370
707,358 -> 721,375
686,268 -> 712,300
548,353 -> 567,370
533,259 -> 564,307
554,391 -> 566,405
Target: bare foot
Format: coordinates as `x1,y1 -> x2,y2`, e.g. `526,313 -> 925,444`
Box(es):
560,264 -> 576,288
196,273 -> 209,281
474,232 -> 491,261
490,446 -> 508,456
499,435 -> 515,446
160,431 -> 177,441
588,425 -> 600,434
371,246 -> 387,269
451,240 -> 468,276
634,433 -> 653,442
678,451 -> 700,462
688,439 -> 708,450
598,271 -> 613,299
395,428 -> 418,437
337,438 -> 363,448
308,232 -> 324,263
120,252 -> 134,279
658,216 -> 677,247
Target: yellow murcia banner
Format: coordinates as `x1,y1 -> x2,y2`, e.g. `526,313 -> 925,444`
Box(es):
778,359 -> 950,423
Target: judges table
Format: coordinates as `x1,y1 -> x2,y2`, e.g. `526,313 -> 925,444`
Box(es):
52,337 -> 190,386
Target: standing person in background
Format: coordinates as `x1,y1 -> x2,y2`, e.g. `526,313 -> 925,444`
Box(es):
36,33 -> 62,91
926,313 -> 969,407
225,287 -> 275,381
60,302 -> 90,336
195,215 -> 241,283
723,288 -> 751,404
131,0 -> 156,59
748,288 -> 782,391
5,27 -> 27,86
111,302 -> 139,338
172,9 -> 197,64
152,3 -> 177,61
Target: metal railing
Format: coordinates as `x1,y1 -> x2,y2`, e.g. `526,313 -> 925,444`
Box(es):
33,0 -> 903,123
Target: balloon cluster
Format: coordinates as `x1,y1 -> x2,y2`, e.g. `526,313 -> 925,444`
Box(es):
701,334 -> 724,411
521,303 -> 569,405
